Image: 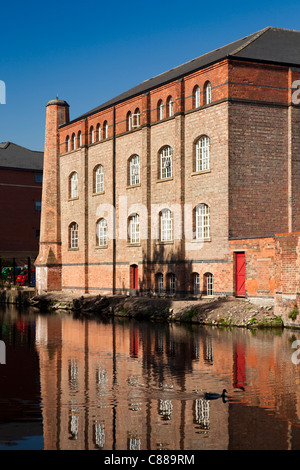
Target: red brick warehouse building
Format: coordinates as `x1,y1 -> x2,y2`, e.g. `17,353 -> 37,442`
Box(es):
0,142 -> 43,261
36,27 -> 300,304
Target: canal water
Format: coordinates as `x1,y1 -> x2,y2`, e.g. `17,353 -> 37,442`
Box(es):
0,304 -> 300,451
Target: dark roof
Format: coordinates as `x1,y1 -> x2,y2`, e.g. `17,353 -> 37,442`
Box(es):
62,26 -> 300,127
0,142 -> 43,170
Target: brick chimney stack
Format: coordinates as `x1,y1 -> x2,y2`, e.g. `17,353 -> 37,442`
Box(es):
35,98 -> 69,294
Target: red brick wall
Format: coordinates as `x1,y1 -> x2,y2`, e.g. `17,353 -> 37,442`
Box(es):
37,57 -> 300,298
0,167 -> 42,257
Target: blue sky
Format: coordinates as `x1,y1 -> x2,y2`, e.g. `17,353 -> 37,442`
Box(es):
0,0 -> 299,151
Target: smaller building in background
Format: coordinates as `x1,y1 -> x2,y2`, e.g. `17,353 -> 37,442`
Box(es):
0,142 -> 43,262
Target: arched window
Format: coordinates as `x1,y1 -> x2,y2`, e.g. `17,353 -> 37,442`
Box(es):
196,204 -> 210,240
204,81 -> 212,105
90,126 -> 95,144
96,123 -> 101,141
69,222 -> 79,249
69,172 -> 78,199
127,111 -> 132,131
103,121 -> 108,139
128,213 -> 140,244
96,218 -> 107,247
156,273 -> 164,294
204,273 -> 213,295
166,96 -> 174,117
157,100 -> 164,120
78,131 -> 82,147
167,273 -> 176,294
133,108 -> 141,128
194,85 -> 200,108
160,146 -> 173,179
94,165 -> 104,194
66,135 -> 70,152
129,155 -> 140,186
71,133 -> 76,150
196,136 -> 210,172
193,273 -> 200,295
160,209 -> 173,242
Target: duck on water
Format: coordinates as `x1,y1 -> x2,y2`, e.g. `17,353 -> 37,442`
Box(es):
204,387 -> 245,402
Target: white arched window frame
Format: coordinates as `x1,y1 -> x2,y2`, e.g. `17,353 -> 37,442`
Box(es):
156,273 -> 164,294
194,273 -> 200,295
205,82 -> 212,104
158,100 -> 164,120
161,209 -> 173,242
206,273 -> 213,295
95,165 -> 104,193
195,86 -> 200,108
70,172 -> 78,199
129,213 -> 140,244
167,96 -> 174,117
133,108 -> 141,128
160,146 -> 173,179
70,222 -> 79,249
104,122 -> 108,139
90,126 -> 95,144
72,133 -> 76,150
66,136 -> 70,152
96,218 -> 107,247
168,273 -> 176,294
196,204 -> 210,240
97,124 -> 101,141
127,112 -> 132,131
130,155 -> 140,186
196,136 -> 210,172
78,131 -> 82,147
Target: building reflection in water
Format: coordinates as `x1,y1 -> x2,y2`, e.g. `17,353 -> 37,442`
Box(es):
34,314 -> 300,450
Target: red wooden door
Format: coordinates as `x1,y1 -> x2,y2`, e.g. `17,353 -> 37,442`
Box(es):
130,265 -> 138,289
235,253 -> 245,297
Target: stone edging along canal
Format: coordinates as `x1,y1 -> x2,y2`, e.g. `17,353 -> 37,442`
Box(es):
0,287 -> 293,329
27,291 -> 287,329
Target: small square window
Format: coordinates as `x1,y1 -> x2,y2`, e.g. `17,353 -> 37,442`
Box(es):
35,201 -> 41,211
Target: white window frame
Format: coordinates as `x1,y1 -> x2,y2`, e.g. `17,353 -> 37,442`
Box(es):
70,223 -> 79,249
206,82 -> 212,105
157,273 -> 164,294
72,134 -> 76,150
91,127 -> 95,144
194,273 -> 200,295
169,273 -> 175,294
168,97 -> 174,117
70,172 -> 78,199
160,146 -> 173,179
128,112 -> 132,131
129,213 -> 140,244
97,218 -> 107,247
161,209 -> 173,242
95,165 -> 104,193
206,273 -> 213,295
104,122 -> 108,139
196,204 -> 210,240
97,124 -> 101,141
195,86 -> 200,108
132,113 -> 140,128
78,132 -> 82,147
130,155 -> 140,186
159,101 -> 164,120
196,136 -> 210,172
67,136 -> 70,152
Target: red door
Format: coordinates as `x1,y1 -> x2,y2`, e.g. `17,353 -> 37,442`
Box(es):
235,253 -> 245,297
130,265 -> 138,289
